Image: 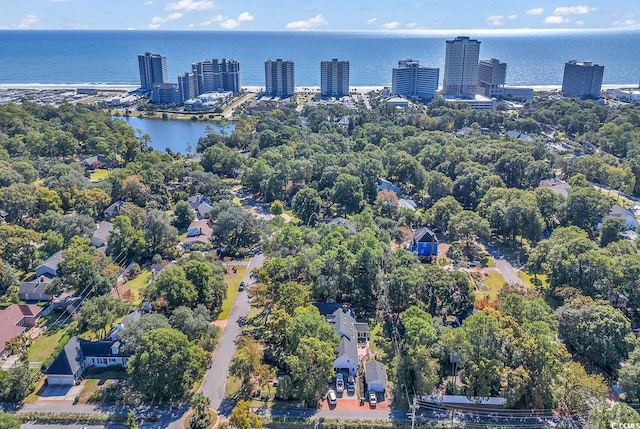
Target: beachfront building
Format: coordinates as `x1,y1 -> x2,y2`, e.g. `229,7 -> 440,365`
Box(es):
478,58 -> 506,97
562,60 -> 605,99
265,59 -> 295,98
191,59 -> 241,95
391,59 -> 439,101
151,83 -> 179,104
178,72 -> 197,104
443,36 -> 481,97
138,52 -> 168,91
320,59 -> 350,97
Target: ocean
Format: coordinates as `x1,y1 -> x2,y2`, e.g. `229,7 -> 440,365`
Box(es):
0,29 -> 639,87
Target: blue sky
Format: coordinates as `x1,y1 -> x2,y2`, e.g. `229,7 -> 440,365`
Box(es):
1,0 -> 640,31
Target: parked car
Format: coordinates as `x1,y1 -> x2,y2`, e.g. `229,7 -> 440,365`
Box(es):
335,373 -> 344,393
369,392 -> 377,407
347,375 -> 355,392
239,281 -> 245,291
327,389 -> 337,406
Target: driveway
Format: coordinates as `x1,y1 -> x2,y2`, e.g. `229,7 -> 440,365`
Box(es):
198,253 -> 265,415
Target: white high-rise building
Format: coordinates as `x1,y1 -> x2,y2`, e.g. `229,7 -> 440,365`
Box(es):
320,59 -> 350,97
391,59 -> 439,101
443,36 -> 481,97
478,58 -> 506,97
562,60 -> 604,99
138,52 -> 168,91
191,59 -> 241,95
265,59 -> 295,97
178,72 -> 197,103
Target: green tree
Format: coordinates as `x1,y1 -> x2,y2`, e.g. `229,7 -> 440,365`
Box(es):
189,393 -> 211,429
590,402 -> 640,428
119,313 -> 171,354
557,299 -> 634,372
286,305 -> 337,352
286,336 -> 336,406
449,210 -> 490,244
210,205 -> 262,252
269,200 -> 284,216
74,188 -> 111,218
225,400 -> 262,429
292,187 -> 322,226
600,216 -> 626,247
127,328 -> 206,402
76,295 -> 129,337
147,266 -> 198,311
0,361 -> 34,403
173,200 -> 195,230
331,173 -> 364,215
430,196 -> 462,233
183,259 -> 226,311
144,209 -> 179,258
0,412 -> 20,429
107,215 -> 146,263
424,171 -> 453,204
125,411 -> 138,429
619,348 -> 640,403
229,338 -> 263,396
565,186 -> 613,236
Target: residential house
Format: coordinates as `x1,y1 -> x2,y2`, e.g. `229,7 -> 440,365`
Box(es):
182,219 -> 213,250
196,201 -> 214,219
188,194 -> 212,210
398,198 -> 417,211
0,304 -> 44,358
45,337 -> 130,385
325,305 -> 369,376
35,250 -> 63,279
608,204 -> 639,230
81,154 -> 109,170
103,200 -> 124,221
365,361 -> 388,393
506,130 -> 534,142
376,178 -> 401,195
19,275 -> 52,302
320,217 -> 357,234
90,221 -> 113,248
409,227 -> 439,258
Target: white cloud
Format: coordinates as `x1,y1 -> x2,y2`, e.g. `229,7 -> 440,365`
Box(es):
507,14 -> 518,20
544,15 -> 568,24
612,18 -> 640,28
144,0 -> 153,5
219,19 -> 239,29
381,21 -> 401,30
166,0 -> 215,12
575,19 -> 584,25
487,15 -> 503,26
147,12 -> 183,29
366,17 -> 377,25
554,5 -> 592,15
285,14 -> 328,30
527,8 -> 544,15
18,15 -> 39,28
405,22 -> 417,29
200,14 -> 225,26
188,22 -> 194,28
199,12 -> 253,29
48,0 -> 70,2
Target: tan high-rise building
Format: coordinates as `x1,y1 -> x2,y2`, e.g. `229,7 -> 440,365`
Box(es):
443,36 -> 481,97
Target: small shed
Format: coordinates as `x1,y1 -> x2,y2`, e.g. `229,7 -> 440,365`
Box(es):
365,361 -> 387,393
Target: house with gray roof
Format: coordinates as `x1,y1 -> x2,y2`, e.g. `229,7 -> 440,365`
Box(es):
19,275 -> 52,302
90,221 -> 113,248
103,200 -> 124,221
35,250 -> 63,279
326,306 -> 368,376
45,337 -> 130,385
365,361 -> 388,393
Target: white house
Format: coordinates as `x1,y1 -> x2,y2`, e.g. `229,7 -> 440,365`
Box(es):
365,361 -> 388,393
328,307 -> 360,376
45,337 -> 130,385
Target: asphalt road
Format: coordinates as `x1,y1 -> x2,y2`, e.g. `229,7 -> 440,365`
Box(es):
198,253 -> 264,415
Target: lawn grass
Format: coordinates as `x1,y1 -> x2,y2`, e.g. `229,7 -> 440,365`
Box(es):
76,370 -> 126,405
28,326 -> 71,365
89,169 -> 109,180
518,271 -> 548,290
475,271 -> 506,300
217,265 -> 247,320
125,270 -> 152,303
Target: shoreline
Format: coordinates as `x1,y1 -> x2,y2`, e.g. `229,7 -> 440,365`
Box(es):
1,83 -> 638,93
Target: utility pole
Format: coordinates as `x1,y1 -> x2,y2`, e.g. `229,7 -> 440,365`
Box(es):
410,396 -> 419,429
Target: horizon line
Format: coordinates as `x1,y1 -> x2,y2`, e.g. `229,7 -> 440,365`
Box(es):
1,27 -> 640,35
